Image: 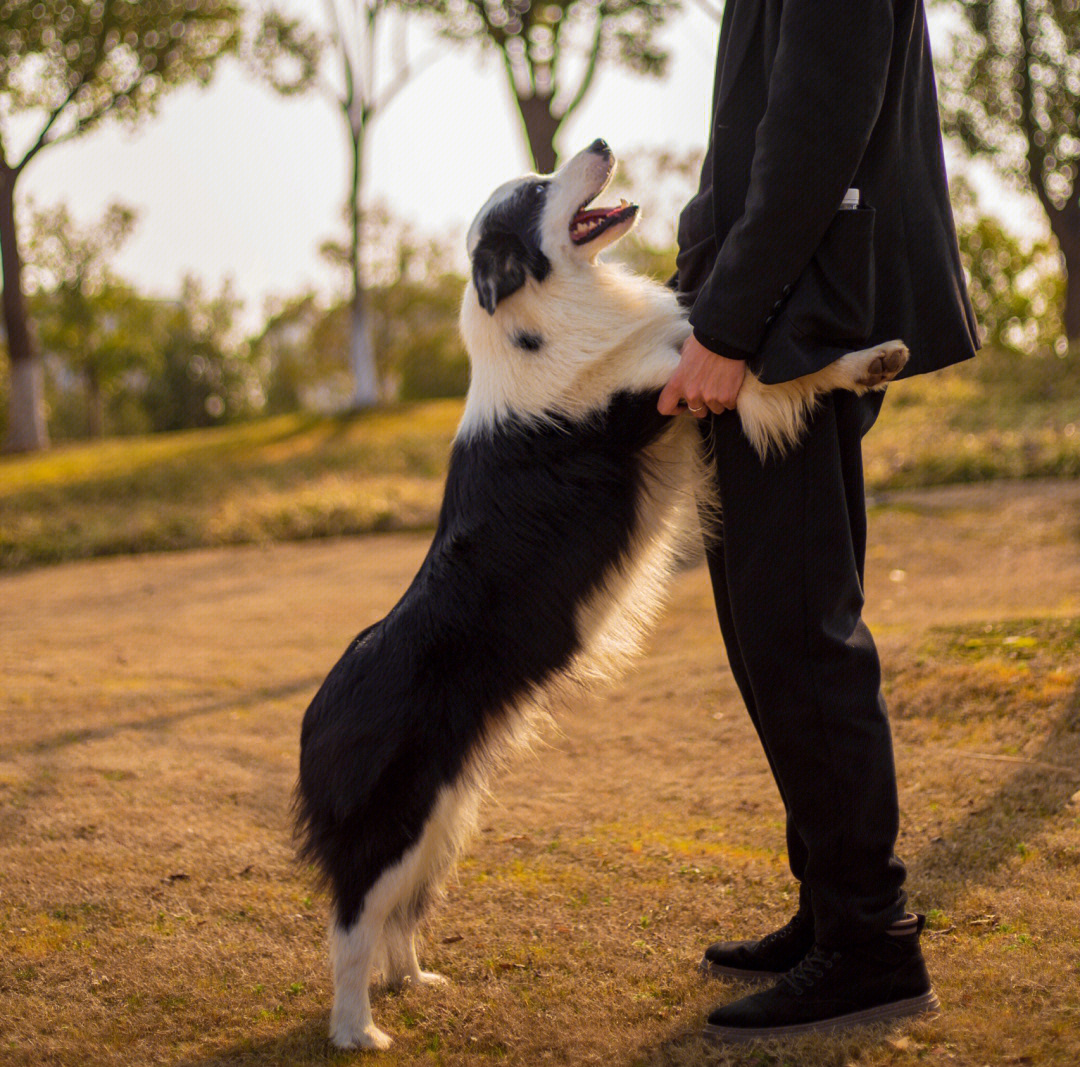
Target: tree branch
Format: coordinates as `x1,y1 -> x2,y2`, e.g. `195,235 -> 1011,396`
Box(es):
1016,0 -> 1055,219
323,0 -> 359,114
372,46 -> 442,116
558,10 -> 605,123
467,2 -> 521,99
16,13 -> 112,173
686,0 -> 724,22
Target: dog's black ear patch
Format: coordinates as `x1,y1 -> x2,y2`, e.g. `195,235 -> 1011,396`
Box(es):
471,181 -> 552,315
472,231 -> 530,316
512,330 -> 543,352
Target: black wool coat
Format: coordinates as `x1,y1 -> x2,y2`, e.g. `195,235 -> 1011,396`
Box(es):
676,0 -> 980,383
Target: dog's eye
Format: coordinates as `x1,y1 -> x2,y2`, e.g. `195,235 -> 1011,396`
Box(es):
534,183 -> 546,195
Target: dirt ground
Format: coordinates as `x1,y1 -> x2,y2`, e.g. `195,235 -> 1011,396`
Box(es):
2,479 -> 1079,1066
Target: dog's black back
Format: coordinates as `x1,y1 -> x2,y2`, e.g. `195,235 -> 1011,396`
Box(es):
296,390 -> 670,927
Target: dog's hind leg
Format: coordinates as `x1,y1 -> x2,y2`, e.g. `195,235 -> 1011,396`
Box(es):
735,340 -> 909,459
824,339 -> 909,390
328,780 -> 478,1047
382,897 -> 449,990
329,905 -> 394,1050
381,782 -> 482,990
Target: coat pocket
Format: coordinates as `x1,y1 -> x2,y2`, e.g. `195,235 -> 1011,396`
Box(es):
787,206 -> 876,345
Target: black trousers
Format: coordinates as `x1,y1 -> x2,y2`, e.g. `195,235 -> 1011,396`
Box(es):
702,389 -> 907,948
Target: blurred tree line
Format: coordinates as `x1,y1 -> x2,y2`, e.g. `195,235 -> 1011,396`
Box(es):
2,0 -> 1078,450
0,203 -> 469,441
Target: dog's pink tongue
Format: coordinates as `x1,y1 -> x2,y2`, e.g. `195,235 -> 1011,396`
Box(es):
572,200 -> 630,225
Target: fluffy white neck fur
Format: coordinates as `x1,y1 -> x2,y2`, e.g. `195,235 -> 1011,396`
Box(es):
457,261 -> 689,435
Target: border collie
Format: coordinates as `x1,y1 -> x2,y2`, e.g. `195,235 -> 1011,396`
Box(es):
296,140 -> 908,1050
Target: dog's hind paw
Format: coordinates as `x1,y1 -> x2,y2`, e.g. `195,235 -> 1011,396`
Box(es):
414,970 -> 449,987
330,1022 -> 393,1051
855,340 -> 909,387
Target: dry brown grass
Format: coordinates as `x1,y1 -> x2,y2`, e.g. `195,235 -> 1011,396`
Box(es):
2,480 -> 1080,1066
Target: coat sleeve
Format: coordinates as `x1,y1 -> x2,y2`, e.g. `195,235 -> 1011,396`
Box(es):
689,0 -> 895,368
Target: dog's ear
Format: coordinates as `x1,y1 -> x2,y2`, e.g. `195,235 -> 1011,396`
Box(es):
471,231 -> 530,315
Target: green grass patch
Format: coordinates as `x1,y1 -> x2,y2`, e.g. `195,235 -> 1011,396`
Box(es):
923,616 -> 1080,662
865,346 -> 1080,489
1,348 -> 1078,570
0,401 -> 460,569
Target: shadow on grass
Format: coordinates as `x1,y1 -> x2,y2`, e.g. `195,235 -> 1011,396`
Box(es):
0,676 -> 323,760
909,681 -> 1080,904
173,1016 -> 340,1067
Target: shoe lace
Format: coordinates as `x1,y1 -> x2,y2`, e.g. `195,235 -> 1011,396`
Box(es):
759,908 -> 810,949
781,946 -> 839,996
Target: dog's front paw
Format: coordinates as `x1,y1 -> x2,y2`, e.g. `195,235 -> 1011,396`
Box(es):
855,340 -> 909,387
330,1021 -> 394,1051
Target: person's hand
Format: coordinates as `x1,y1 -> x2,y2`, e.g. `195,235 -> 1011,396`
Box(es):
658,334 -> 746,418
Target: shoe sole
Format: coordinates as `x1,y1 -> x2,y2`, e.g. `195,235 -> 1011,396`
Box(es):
699,960 -> 786,981
702,989 -> 941,1042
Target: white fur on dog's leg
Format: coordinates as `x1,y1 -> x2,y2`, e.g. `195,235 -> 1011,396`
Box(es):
404,932 -> 449,988
329,919 -> 393,1050
413,968 -> 450,987
735,338 -> 910,459
383,920 -> 449,989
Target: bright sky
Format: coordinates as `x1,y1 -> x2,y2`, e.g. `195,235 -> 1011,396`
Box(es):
16,4 -> 1027,326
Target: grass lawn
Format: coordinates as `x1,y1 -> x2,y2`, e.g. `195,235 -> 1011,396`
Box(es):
2,347 -> 1078,570
2,479 -> 1079,1065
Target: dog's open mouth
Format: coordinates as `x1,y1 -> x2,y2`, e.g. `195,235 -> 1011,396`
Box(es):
570,198 -> 638,244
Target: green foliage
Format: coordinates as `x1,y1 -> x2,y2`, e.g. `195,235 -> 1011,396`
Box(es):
301,206 -> 469,404
22,200 -> 151,437
141,277 -> 261,433
935,0 -> 1080,210
25,273 -> 261,440
253,274 -> 468,413
951,177 -> 1066,355
0,0 -> 245,453
245,8 -> 323,97
0,0 -> 243,166
934,0 -> 1080,335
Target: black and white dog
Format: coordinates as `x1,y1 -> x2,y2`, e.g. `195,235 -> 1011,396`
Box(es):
296,141 -> 908,1050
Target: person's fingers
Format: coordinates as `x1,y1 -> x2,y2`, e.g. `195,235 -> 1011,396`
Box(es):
657,376 -> 684,415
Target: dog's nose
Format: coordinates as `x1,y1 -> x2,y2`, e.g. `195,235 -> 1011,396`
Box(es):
588,138 -> 612,159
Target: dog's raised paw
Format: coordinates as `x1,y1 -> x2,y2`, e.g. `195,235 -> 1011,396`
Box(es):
856,340 -> 909,387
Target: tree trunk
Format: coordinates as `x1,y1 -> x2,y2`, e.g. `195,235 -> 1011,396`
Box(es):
0,167 -> 49,452
1053,207 -> 1080,341
347,124 -> 379,408
86,364 -> 104,438
517,94 -> 561,175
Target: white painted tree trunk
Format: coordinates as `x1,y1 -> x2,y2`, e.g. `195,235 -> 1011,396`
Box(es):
6,356 -> 49,453
348,300 -> 379,408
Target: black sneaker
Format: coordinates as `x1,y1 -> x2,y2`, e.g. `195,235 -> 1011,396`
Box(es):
700,902 -> 815,980
703,913 -> 940,1042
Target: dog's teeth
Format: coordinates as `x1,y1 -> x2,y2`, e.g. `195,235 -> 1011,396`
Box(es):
619,198 -> 628,208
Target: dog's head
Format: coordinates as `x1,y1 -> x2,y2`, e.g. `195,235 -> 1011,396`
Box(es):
465,139 -> 639,317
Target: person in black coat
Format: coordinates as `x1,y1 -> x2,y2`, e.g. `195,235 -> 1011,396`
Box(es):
660,0 -> 979,1041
